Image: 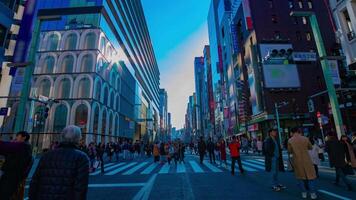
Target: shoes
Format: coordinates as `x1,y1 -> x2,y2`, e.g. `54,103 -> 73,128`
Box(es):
272,186 -> 281,192
278,184 -> 287,189
302,192 -> 307,199
310,193 -> 318,199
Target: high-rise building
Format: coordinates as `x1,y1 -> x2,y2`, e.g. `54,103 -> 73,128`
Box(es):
194,56 -> 205,137
204,45 -> 215,137
159,88 -> 168,140
232,0 -> 345,138
3,0 -> 160,148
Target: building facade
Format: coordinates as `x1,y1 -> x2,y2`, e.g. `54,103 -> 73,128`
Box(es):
159,88 -> 168,141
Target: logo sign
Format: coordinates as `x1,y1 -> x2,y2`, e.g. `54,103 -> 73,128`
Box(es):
292,52 -> 317,62
0,107 -> 10,116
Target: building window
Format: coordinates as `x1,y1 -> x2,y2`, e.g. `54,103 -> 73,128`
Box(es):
43,56 -> 55,74
94,80 -> 101,100
93,106 -> 99,135
84,32 -> 96,49
272,15 -> 278,23
64,33 -> 77,50
298,0 -> 303,8
75,104 -> 88,133
80,54 -> 94,72
53,105 -> 68,132
288,0 -> 294,9
307,0 -> 313,9
60,55 -> 74,73
78,77 -> 90,98
102,110 -> 107,137
0,24 -> 7,47
306,32 -> 312,41
48,34 -> 59,51
38,79 -> 51,97
222,27 -> 225,38
103,87 -> 109,105
342,9 -> 355,41
57,78 -> 71,98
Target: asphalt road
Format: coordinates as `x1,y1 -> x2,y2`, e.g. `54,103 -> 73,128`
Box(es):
25,153 -> 356,200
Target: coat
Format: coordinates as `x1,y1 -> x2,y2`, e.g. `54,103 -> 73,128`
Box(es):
325,137 -> 347,168
288,135 -> 316,180
263,137 -> 284,172
153,144 -> 160,157
198,140 -> 206,154
29,143 -> 89,200
229,141 -> 241,157
343,142 -> 356,168
220,141 -> 227,160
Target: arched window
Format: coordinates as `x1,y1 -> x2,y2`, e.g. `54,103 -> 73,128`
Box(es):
100,37 -> 106,53
109,113 -> 113,137
84,32 -> 96,49
53,104 -> 68,132
103,87 -> 109,105
94,80 -> 101,100
43,56 -> 55,74
78,77 -> 90,98
60,55 -> 74,73
102,110 -> 107,141
116,78 -> 120,91
80,54 -> 94,72
57,78 -> 71,98
93,106 -> 99,135
96,59 -> 103,73
110,92 -> 114,108
75,104 -> 88,133
48,34 -> 59,51
64,33 -> 77,50
38,79 -> 51,97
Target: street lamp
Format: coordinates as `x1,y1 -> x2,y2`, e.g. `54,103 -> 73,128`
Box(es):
14,15 -> 62,133
275,101 -> 289,146
290,11 -> 345,139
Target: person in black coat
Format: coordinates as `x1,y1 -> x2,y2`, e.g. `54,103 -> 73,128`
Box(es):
325,132 -> 353,191
263,128 -> 285,192
198,137 -> 207,164
29,125 -> 90,200
207,137 -> 216,164
0,131 -> 33,200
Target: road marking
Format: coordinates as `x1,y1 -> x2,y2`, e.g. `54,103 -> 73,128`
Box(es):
189,161 -> 204,173
242,161 -> 265,170
203,162 -> 223,172
90,163 -> 126,175
123,162 -> 149,175
227,160 -> 257,172
318,190 -> 352,200
177,163 -> 186,173
141,163 -> 159,174
252,159 -> 287,167
133,174 -> 158,200
158,163 -> 170,174
105,162 -> 137,175
88,183 -> 146,187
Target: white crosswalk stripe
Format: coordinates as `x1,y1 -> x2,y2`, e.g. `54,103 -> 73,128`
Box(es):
226,160 -> 257,172
105,162 -> 138,175
189,161 -> 204,173
141,163 -> 159,174
123,162 -> 149,175
158,163 -> 170,174
90,162 -> 126,176
203,162 -> 223,173
177,163 -> 186,173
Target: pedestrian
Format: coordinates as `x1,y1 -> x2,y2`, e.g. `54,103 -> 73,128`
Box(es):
114,142 -> 121,162
241,136 -> 249,154
168,142 -> 174,165
0,131 -> 33,200
288,128 -> 317,199
160,142 -> 167,164
263,128 -> 285,192
256,136 -> 263,155
153,142 -> 160,163
229,135 -> 244,175
29,125 -> 89,199
96,142 -> 105,174
215,141 -> 221,163
122,140 -> 129,160
198,137 -> 206,164
308,138 -> 321,177
87,142 -> 97,172
207,137 -> 216,164
325,132 -> 353,191
340,135 -> 356,168
178,141 -> 185,163
220,138 -> 228,168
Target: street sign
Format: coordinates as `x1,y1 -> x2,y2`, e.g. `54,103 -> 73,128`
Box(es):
0,107 -> 10,116
307,99 -> 315,112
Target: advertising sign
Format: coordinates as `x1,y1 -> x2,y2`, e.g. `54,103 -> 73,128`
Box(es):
242,0 -> 253,30
262,64 -> 301,88
327,60 -> 341,85
292,52 -> 317,62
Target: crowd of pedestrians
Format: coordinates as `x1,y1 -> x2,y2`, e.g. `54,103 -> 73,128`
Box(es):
152,140 -> 185,165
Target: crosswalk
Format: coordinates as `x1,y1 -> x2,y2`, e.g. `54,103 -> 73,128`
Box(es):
90,159 -> 273,176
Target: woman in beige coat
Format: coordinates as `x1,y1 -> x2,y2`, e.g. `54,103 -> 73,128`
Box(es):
288,127 -> 317,199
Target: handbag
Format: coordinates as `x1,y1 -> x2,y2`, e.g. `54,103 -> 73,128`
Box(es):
342,164 -> 355,175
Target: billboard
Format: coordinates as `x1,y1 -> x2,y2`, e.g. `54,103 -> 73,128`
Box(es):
262,64 -> 301,88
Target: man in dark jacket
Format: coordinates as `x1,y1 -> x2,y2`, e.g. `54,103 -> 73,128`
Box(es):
207,137 -> 216,164
263,128 -> 285,192
29,125 -> 89,200
325,132 -> 353,191
0,131 -> 33,200
198,137 -> 206,164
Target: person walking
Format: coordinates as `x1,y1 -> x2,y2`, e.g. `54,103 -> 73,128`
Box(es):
308,138 -> 321,178
263,128 -> 285,192
0,131 -> 33,200
288,128 -> 318,199
215,141 -> 221,164
96,142 -> 105,174
88,142 -> 97,172
325,132 -> 353,191
256,136 -> 263,155
198,137 -> 206,164
207,137 -> 216,164
229,136 -> 244,175
153,142 -> 160,163
178,141 -> 185,163
340,135 -> 356,168
29,125 -> 89,199
220,139 -> 228,168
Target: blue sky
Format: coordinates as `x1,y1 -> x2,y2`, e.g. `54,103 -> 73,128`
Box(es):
142,0 -> 211,128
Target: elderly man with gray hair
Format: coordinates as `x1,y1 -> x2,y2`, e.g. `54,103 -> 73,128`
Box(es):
29,125 -> 90,200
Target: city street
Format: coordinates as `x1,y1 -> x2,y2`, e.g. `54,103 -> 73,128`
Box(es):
25,153 -> 356,200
